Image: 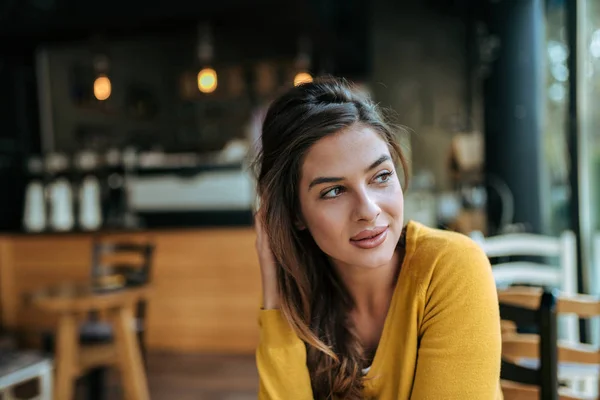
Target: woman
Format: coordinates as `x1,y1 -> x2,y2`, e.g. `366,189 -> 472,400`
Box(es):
254,77 -> 502,399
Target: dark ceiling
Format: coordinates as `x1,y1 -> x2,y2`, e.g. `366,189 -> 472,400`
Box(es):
0,0 -> 320,40
0,0 -> 483,40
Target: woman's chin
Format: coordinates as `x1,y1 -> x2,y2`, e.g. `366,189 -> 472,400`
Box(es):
344,247 -> 397,270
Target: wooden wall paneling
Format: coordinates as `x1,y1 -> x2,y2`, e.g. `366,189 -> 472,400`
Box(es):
13,235 -> 93,339
147,228 -> 261,353
0,237 -> 17,329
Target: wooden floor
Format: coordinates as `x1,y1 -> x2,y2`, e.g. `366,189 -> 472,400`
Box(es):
10,351 -> 259,399
93,352 -> 259,399
144,352 -> 258,400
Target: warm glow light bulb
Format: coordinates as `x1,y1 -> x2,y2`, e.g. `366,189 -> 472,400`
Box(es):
294,72 -> 313,86
94,75 -> 112,101
198,68 -> 218,93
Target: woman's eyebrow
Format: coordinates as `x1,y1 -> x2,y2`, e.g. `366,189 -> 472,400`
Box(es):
365,154 -> 391,173
308,154 -> 391,191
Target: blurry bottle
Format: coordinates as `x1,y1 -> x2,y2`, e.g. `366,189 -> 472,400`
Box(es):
22,156 -> 46,232
46,153 -> 75,231
103,148 -> 126,228
76,151 -> 103,231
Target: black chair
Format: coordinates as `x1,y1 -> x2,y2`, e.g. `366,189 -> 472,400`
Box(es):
43,239 -> 155,400
499,287 -> 559,400
499,286 -> 600,399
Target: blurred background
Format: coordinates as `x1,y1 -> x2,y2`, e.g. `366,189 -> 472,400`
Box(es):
0,0 -> 598,398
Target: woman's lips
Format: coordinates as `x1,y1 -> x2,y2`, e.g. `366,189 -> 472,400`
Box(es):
350,226 -> 389,249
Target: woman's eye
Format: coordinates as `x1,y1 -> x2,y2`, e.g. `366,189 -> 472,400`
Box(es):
374,171 -> 393,184
321,186 -> 343,199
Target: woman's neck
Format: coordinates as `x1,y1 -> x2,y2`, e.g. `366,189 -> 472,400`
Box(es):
334,248 -> 403,316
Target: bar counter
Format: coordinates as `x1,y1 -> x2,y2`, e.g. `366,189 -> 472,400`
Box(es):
0,227 -> 261,354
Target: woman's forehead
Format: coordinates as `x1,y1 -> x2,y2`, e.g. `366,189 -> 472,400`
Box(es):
301,126 -> 390,177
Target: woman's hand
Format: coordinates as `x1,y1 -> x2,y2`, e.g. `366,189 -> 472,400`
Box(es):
255,209 -> 280,309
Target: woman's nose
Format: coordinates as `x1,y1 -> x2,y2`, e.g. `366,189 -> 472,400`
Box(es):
353,190 -> 381,222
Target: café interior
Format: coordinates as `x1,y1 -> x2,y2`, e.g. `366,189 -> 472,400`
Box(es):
0,0 -> 599,399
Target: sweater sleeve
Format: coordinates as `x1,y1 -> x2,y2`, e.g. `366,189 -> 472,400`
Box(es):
410,238 -> 502,399
256,309 -> 314,399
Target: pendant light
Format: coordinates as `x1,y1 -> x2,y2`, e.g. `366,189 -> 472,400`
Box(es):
197,23 -> 217,94
93,53 -> 111,101
294,36 -> 313,86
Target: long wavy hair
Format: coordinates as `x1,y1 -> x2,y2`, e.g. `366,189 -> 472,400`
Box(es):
254,77 -> 409,399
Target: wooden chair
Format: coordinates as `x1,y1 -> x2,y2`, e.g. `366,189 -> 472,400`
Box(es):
32,284 -> 151,400
41,239 -> 154,399
471,230 -> 578,343
591,233 -> 600,348
84,240 -> 154,400
499,286 -> 600,400
499,287 -> 559,400
85,240 -> 155,351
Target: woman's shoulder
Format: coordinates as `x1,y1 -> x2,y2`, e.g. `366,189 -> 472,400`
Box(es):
405,220 -> 492,283
407,220 -> 484,256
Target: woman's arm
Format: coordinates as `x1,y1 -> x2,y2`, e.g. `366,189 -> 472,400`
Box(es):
256,309 -> 314,399
410,239 -> 502,399
255,210 -> 314,399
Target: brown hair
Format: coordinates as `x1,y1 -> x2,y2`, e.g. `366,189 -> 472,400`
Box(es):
254,77 -> 409,399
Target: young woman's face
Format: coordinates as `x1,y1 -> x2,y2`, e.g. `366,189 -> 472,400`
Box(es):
298,124 -> 404,270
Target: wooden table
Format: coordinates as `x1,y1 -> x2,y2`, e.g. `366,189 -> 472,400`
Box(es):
30,284 -> 150,400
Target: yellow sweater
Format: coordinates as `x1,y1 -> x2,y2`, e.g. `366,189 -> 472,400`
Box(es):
256,221 -> 502,399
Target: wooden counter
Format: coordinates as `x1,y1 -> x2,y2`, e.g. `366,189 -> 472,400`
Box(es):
0,228 -> 261,354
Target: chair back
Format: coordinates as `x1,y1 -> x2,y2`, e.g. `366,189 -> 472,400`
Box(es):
91,241 -> 155,289
471,230 -> 578,342
499,288 -> 559,400
90,239 -> 155,323
499,286 -> 600,400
